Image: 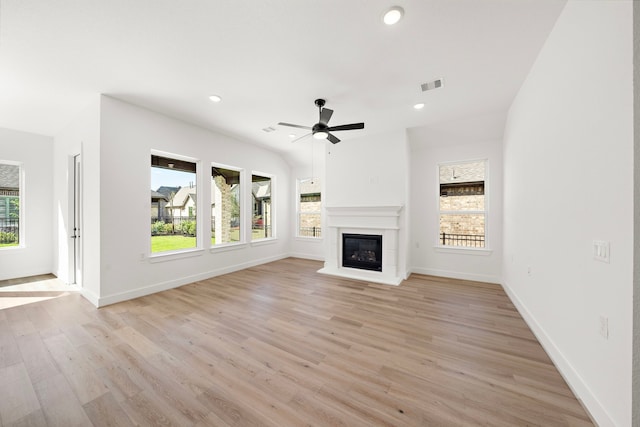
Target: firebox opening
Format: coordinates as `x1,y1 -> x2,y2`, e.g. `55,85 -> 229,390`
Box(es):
342,233 -> 382,272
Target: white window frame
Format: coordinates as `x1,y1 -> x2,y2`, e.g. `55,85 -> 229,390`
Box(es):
436,158 -> 490,252
211,163 -> 245,251
0,160 -> 24,250
296,177 -> 322,240
149,150 -> 203,261
251,171 -> 276,244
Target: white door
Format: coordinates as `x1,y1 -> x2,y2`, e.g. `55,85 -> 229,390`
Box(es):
72,154 -> 82,285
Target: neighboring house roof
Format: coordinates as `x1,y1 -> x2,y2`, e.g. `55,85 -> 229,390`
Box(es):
252,181 -> 271,199
0,164 -> 19,190
168,186 -> 196,209
151,190 -> 168,201
156,186 -> 180,198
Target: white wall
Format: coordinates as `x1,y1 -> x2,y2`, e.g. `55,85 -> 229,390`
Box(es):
0,128 -> 53,280
408,113 -> 504,284
324,129 -> 410,278
97,96 -> 291,306
53,98 -> 101,305
503,2 -> 632,426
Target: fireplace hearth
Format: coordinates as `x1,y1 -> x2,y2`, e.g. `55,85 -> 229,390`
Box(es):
342,233 -> 382,272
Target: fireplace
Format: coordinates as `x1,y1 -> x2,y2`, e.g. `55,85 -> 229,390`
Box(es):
318,205 -> 405,286
342,233 -> 382,271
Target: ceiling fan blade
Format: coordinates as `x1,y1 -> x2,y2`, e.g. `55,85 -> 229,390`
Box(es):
327,133 -> 340,144
291,133 -> 312,143
278,122 -> 312,130
319,108 -> 333,125
328,122 -> 365,132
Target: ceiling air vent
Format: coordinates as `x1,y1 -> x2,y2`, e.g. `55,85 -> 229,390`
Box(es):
262,126 -> 276,133
421,78 -> 444,92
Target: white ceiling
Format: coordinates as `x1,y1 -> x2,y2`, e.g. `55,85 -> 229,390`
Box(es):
0,0 -> 566,165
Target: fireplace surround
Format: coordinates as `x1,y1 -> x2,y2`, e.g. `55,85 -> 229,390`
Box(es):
318,205 -> 405,285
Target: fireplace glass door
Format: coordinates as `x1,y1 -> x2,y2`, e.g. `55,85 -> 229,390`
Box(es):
342,233 -> 382,271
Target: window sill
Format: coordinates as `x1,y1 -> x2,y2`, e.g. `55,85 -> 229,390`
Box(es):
149,248 -> 205,263
0,245 -> 25,252
250,237 -> 277,247
210,242 -> 248,253
295,236 -> 323,242
434,246 -> 493,256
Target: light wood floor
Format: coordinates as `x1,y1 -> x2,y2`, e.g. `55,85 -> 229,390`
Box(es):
0,258 -> 593,426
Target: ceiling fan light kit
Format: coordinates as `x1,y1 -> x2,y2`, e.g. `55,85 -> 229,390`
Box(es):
278,99 -> 364,144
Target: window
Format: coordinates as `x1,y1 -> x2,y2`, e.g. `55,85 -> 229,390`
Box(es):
297,178 -> 321,238
150,154 -> 197,253
251,173 -> 273,240
438,160 -> 486,248
212,165 -> 242,246
0,161 -> 21,248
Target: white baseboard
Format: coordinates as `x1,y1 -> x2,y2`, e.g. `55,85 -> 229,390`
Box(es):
81,288 -> 100,307
288,252 -> 325,261
501,281 -> 614,427
95,253 -> 289,307
410,267 -> 500,284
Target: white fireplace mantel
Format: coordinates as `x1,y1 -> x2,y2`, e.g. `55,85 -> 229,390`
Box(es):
318,205 -> 405,286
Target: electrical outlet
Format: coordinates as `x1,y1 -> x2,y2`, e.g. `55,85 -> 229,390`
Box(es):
593,240 -> 610,263
599,315 -> 609,339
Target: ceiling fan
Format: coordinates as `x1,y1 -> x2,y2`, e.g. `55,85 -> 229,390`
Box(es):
278,99 -> 364,144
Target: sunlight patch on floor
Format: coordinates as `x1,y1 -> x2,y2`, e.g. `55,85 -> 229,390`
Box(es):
0,275 -> 80,310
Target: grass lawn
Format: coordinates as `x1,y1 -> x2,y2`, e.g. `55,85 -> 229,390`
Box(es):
151,235 -> 196,253
153,229 -> 268,252
0,243 -> 18,248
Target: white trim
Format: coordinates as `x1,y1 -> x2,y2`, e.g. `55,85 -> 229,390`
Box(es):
288,252 -> 324,261
296,176 -> 322,239
501,281 -> 611,427
437,158 -> 489,249
149,248 -> 205,263
250,237 -> 277,247
251,171 -> 275,240
209,242 -> 247,253
434,246 -> 493,255
411,267 -> 500,284
0,159 -> 24,249
211,162 -> 245,245
295,236 -> 324,242
81,287 -> 100,307
95,253 -> 289,307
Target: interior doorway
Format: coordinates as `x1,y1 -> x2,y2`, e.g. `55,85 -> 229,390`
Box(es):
71,154 -> 82,286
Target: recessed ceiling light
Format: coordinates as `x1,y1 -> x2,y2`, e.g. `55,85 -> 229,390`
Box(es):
208,95 -> 222,103
383,6 -> 404,25
413,103 -> 425,110
288,134 -> 296,139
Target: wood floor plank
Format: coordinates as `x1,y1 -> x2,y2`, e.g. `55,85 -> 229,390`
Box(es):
0,258 -> 594,426
0,363 -> 41,425
32,373 -> 93,427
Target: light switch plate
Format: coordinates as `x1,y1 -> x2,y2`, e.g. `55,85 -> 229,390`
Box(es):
593,240 -> 610,263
